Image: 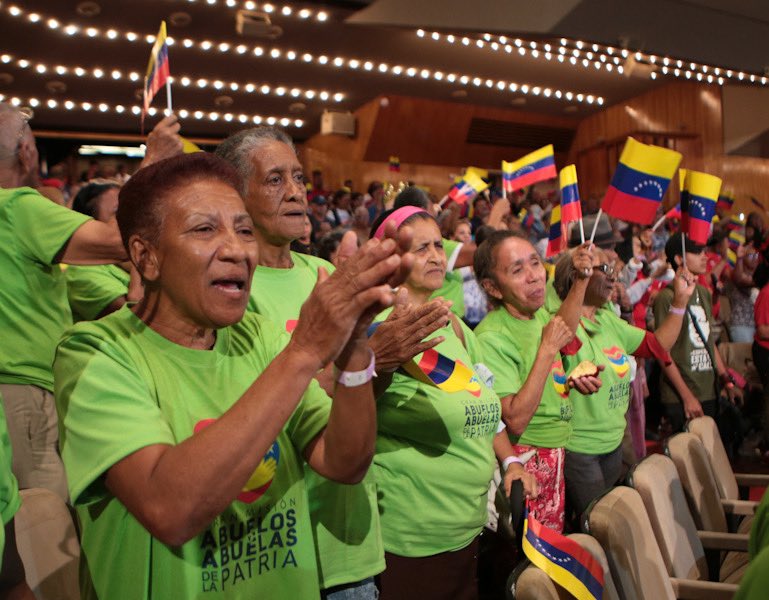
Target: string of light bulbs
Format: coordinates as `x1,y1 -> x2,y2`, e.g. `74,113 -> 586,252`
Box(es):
417,29 -> 768,88
0,94 -> 304,127
0,53 -> 345,103
178,0 -> 329,22
0,2 -> 605,105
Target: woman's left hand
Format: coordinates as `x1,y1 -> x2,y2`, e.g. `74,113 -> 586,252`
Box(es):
504,463 -> 539,499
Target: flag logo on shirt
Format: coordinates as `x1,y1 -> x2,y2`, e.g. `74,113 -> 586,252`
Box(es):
551,360 -> 569,399
602,347 -> 630,378
194,420 -> 280,503
404,349 -> 482,396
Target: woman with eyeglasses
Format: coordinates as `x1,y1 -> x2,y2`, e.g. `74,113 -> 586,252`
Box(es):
552,247 -> 695,520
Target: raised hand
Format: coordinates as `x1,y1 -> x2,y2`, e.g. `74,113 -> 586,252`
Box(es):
540,315 -> 574,355
140,114 -> 183,169
671,266 -> 696,308
571,243 -> 594,279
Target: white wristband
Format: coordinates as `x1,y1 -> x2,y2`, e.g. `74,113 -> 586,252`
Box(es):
502,455 -> 523,472
335,348 -> 377,387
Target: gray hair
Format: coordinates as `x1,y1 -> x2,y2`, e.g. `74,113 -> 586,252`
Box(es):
0,103 -> 28,159
214,126 -> 295,196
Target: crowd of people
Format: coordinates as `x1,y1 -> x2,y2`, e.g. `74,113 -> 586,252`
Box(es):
0,100 -> 768,599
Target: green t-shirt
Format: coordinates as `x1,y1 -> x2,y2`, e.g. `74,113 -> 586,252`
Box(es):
247,252 -> 333,332
653,284 -> 716,405
248,252 -> 383,588
735,545 -> 769,600
475,307 -> 572,448
565,308 -> 645,454
0,187 -> 90,391
431,239 -> 465,318
0,394 -> 21,527
54,308 -> 331,600
66,264 -> 130,321
749,490 -> 769,559
374,311 -> 500,556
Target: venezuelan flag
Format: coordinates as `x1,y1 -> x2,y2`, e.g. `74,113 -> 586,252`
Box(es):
602,137 -> 682,225
717,191 -> 735,213
725,215 -> 743,232
448,171 -> 488,205
389,156 -> 401,172
519,207 -> 535,230
546,205 -> 564,258
726,249 -> 737,267
402,349 -> 481,396
681,170 -> 721,245
559,165 -> 582,224
502,145 -> 557,193
523,508 -> 604,600
143,21 -> 170,117
728,229 -> 745,252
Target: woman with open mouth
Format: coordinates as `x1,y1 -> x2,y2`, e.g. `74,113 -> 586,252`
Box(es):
53,152 -> 413,600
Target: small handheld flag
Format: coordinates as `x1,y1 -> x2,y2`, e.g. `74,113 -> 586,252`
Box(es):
448,171 -> 489,205
680,170 -> 721,245
717,191 -> 735,214
519,207 -> 535,230
502,145 -> 557,193
601,137 -> 682,225
389,156 -> 401,172
546,204 -> 565,258
142,21 -> 171,126
725,214 -> 744,232
522,507 -> 604,600
559,165 -> 583,224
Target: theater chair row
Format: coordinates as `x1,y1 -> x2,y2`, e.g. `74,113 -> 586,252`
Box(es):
510,416 -> 769,600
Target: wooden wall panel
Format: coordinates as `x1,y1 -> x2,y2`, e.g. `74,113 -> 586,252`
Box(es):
364,95 -> 577,168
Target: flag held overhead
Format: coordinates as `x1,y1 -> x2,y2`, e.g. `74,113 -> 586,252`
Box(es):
559,165 -> 583,224
681,170 -> 721,245
601,137 -> 682,225
142,21 -> 171,123
546,204 -> 565,258
448,171 -> 488,205
502,145 -> 557,193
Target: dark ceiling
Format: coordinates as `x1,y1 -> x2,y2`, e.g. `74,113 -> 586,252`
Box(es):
1,0 -> 767,143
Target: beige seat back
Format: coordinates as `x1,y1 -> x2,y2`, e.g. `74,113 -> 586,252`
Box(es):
666,432 -> 728,533
14,488 -> 80,600
510,534 -> 619,600
585,486 -> 675,600
687,416 -> 739,501
628,454 -> 708,580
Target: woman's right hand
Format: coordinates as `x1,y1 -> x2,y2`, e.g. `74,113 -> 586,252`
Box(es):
291,223 -> 414,369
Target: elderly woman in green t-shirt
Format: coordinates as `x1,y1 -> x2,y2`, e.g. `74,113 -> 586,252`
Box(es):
370,207 -> 536,600
54,153 -> 414,600
553,247 -> 695,520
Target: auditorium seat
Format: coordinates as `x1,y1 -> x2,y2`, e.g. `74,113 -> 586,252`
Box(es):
687,415 -> 767,526
665,432 -> 751,583
507,533 -> 619,600
585,486 -> 737,599
14,488 -> 80,600
628,453 -> 748,584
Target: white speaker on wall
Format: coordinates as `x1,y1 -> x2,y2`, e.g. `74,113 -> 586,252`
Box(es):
321,111 -> 356,137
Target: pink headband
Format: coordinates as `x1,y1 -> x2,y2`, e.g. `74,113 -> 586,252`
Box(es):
373,206 -> 429,240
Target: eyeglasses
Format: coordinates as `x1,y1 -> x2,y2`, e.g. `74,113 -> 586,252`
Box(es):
592,263 -> 616,277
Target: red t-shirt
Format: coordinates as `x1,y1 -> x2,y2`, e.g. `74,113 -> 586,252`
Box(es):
755,284 -> 769,350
